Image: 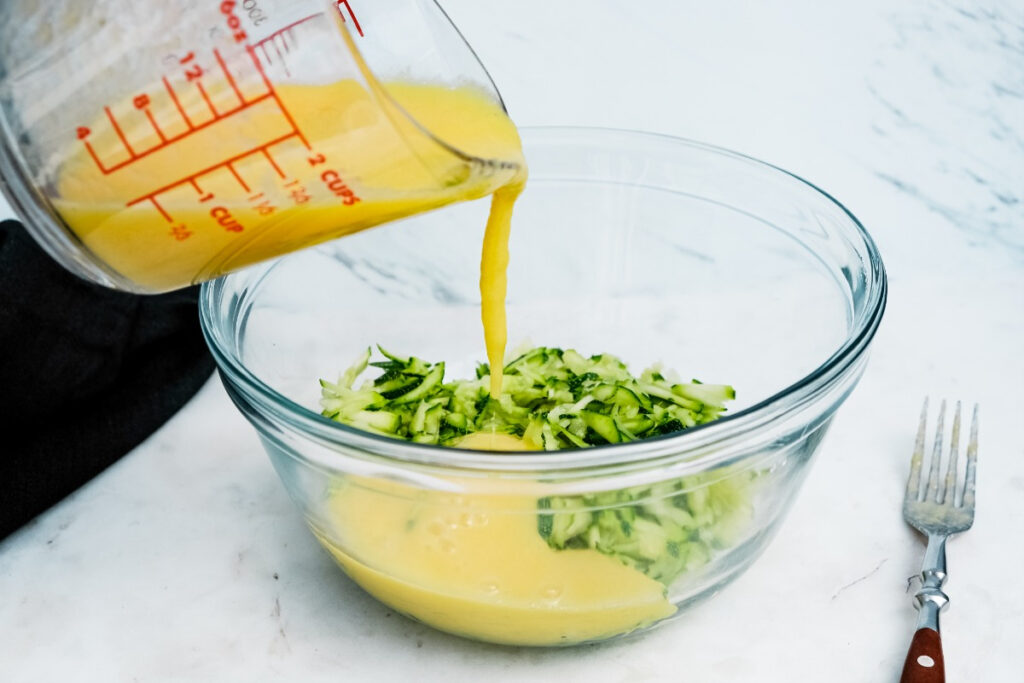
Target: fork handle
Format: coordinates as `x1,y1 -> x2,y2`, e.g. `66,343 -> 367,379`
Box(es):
901,534 -> 949,682
900,628 -> 945,682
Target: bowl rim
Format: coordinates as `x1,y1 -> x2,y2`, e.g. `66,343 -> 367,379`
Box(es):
200,126 -> 887,474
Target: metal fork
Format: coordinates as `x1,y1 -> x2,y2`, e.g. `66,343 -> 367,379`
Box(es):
899,399 -> 979,683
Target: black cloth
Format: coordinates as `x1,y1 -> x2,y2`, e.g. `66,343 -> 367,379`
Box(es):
0,220 -> 214,539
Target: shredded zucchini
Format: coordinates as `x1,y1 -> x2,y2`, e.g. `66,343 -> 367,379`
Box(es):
319,345 -> 746,586
319,345 -> 734,449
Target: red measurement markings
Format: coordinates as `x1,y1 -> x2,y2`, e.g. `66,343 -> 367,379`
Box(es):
268,39 -> 288,76
125,132 -> 301,220
169,224 -> 192,241
188,178 -> 215,203
210,206 -> 244,232
252,13 -> 318,52
83,38 -> 314,227
163,76 -> 195,129
79,49 -> 277,175
320,169 -> 361,205
262,147 -> 286,178
282,178 -> 311,204
214,49 -> 246,104
104,106 -> 136,157
336,1 -> 364,36
308,153 -> 361,205
246,44 -> 309,149
134,94 -> 168,142
77,127 -> 104,171
81,93 -> 274,174
143,110 -> 167,142
250,13 -> 321,81
195,81 -> 219,117
226,163 -> 250,192
219,1 -> 249,45
248,192 -> 276,216
148,195 -> 172,222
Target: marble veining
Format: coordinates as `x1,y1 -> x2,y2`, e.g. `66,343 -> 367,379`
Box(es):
1,1 -> 1022,681
866,0 -> 1024,253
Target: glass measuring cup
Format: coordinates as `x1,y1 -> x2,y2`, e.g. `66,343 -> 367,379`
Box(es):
0,0 -> 524,292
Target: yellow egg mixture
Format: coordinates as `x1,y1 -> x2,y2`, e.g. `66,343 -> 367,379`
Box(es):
54,74 -> 671,644
316,477 -> 674,647
314,432 -> 674,645
55,80 -> 524,293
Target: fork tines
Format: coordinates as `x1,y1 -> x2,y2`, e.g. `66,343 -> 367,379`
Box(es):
906,398 -> 979,508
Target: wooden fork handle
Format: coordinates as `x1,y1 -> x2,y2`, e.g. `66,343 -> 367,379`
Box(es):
900,628 -> 945,682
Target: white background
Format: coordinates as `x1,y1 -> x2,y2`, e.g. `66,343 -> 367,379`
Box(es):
1,1 -> 1022,681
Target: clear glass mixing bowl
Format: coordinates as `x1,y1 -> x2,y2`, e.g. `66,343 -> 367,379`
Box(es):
199,127 -> 886,647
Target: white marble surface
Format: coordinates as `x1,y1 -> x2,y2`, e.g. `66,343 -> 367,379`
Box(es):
2,1 -> 1023,680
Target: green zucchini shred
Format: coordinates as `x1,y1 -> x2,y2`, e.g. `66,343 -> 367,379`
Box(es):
319,345 -> 733,448
536,472 -> 754,585
319,345 -> 744,585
